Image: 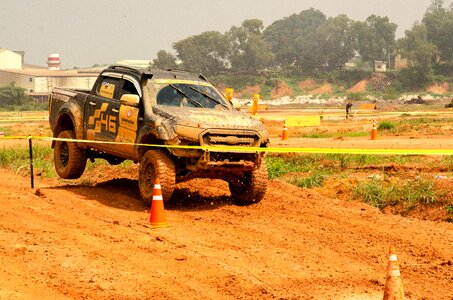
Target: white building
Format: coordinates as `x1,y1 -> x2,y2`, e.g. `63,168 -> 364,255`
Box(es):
0,48 -> 153,103
0,49 -> 23,69
0,48 -> 99,102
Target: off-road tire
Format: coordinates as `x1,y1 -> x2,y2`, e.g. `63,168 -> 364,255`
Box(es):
229,159 -> 268,206
139,150 -> 176,203
54,130 -> 87,179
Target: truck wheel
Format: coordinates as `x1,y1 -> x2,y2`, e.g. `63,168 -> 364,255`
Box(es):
54,130 -> 87,179
139,150 -> 176,203
229,159 -> 268,206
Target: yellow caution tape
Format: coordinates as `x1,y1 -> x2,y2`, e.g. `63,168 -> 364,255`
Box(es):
0,117 -> 48,123
1,135 -> 452,156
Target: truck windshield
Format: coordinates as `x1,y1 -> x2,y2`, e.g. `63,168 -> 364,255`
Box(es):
153,82 -> 231,109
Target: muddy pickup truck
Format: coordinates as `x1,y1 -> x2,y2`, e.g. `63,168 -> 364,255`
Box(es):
48,65 -> 269,205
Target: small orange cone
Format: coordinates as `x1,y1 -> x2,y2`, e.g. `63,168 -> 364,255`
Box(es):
281,122 -> 288,140
149,178 -> 169,228
39,128 -> 43,136
370,119 -> 378,140
383,246 -> 405,300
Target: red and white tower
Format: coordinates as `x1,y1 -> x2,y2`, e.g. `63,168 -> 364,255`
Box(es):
47,53 -> 61,70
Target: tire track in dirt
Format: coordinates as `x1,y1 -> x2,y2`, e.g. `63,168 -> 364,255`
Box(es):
0,169 -> 452,299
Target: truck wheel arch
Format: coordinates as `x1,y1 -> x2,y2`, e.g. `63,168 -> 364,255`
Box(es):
52,113 -> 75,148
136,131 -> 163,161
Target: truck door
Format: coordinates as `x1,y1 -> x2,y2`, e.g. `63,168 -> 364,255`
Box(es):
85,74 -> 121,151
114,76 -> 142,157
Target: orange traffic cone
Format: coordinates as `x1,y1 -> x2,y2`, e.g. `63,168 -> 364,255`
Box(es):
281,122 -> 288,140
383,246 -> 405,300
149,178 -> 169,228
370,119 -> 378,140
39,128 -> 43,136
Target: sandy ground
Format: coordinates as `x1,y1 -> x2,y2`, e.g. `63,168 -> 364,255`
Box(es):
0,110 -> 452,299
0,162 -> 452,299
272,135 -> 453,150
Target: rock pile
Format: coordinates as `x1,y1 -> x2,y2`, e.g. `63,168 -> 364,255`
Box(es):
368,73 -> 392,91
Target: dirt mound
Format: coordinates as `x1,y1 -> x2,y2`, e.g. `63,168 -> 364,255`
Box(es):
238,85 -> 261,98
427,82 -> 449,94
298,79 -> 316,89
309,82 -> 333,95
368,73 -> 392,91
348,80 -> 368,93
270,80 -> 293,98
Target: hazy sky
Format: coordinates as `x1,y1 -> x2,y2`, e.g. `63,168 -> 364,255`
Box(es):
0,0 -> 448,69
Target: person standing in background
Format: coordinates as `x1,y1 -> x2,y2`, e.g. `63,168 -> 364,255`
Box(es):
346,101 -> 353,119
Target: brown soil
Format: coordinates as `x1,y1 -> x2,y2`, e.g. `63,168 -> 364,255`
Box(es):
237,85 -> 261,98
271,81 -> 293,98
309,82 -> 333,95
427,82 -> 449,94
298,79 -> 317,90
349,80 -> 368,93
1,163 -> 452,299
1,110 -> 452,299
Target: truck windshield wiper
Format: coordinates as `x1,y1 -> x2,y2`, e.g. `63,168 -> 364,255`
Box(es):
189,87 -> 228,109
169,84 -> 203,107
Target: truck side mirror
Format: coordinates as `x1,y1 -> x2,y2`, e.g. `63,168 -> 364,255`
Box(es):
231,99 -> 241,111
120,94 -> 140,107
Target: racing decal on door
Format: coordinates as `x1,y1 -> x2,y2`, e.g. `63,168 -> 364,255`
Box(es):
115,106 -> 139,143
99,82 -> 115,99
87,102 -> 117,140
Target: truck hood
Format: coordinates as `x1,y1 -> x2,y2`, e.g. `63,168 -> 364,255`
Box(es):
154,106 -> 266,130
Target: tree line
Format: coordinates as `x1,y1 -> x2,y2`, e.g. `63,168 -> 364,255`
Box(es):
0,82 -> 30,106
153,0 -> 453,87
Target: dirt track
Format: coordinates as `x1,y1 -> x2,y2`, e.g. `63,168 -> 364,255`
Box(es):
1,163 -> 452,299
1,110 -> 452,299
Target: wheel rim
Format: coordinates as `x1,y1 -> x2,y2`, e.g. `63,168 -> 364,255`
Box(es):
59,142 -> 69,167
142,161 -> 155,193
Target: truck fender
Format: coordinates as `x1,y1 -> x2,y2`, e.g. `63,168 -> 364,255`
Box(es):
52,102 -> 85,148
134,123 -> 176,160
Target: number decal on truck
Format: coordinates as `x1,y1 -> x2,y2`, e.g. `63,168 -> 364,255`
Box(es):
87,103 -> 117,140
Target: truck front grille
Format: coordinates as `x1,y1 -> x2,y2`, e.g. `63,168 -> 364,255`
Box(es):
209,152 -> 258,163
201,130 -> 260,147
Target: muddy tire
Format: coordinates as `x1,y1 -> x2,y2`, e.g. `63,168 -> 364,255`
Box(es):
54,130 -> 87,179
139,150 -> 176,203
229,159 -> 268,206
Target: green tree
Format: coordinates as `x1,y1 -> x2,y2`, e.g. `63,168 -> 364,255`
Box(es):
264,8 -> 327,71
401,23 -> 437,67
173,31 -> 229,76
152,50 -> 178,70
422,0 -> 453,62
0,82 -> 31,106
353,15 -> 397,67
398,23 -> 437,86
317,14 -> 356,70
226,19 -> 274,73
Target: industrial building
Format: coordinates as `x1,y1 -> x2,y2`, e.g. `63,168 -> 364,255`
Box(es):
0,48 -> 100,102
